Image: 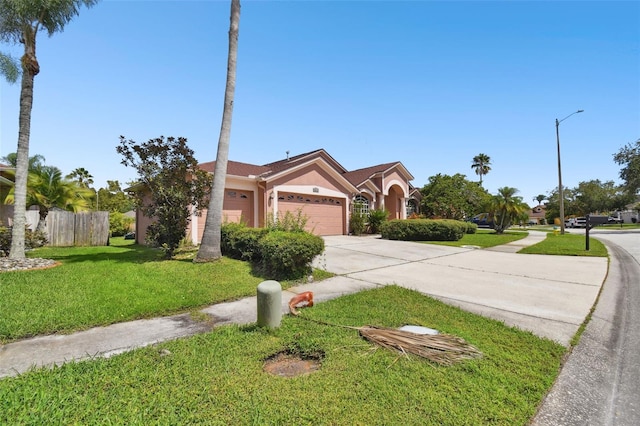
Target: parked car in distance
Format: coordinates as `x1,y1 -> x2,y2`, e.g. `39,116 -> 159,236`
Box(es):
124,232 -> 136,240
607,216 -> 622,224
567,217 -> 587,228
469,213 -> 494,228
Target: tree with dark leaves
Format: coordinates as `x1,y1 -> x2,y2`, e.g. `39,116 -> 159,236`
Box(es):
117,136 -> 211,258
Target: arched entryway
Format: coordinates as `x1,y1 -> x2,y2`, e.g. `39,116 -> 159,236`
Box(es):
385,184 -> 405,220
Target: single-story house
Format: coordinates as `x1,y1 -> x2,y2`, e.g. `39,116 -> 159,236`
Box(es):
133,149 -> 418,244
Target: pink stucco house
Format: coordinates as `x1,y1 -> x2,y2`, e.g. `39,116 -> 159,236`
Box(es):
134,149 -> 418,244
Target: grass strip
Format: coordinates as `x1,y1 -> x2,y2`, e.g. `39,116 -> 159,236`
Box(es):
0,238 -> 327,343
519,233 -> 607,257
0,286 -> 565,425
426,229 -> 528,248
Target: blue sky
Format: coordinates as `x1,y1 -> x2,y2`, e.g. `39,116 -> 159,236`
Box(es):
1,0 -> 638,206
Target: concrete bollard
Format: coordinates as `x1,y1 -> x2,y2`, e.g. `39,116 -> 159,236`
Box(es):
256,280 -> 282,328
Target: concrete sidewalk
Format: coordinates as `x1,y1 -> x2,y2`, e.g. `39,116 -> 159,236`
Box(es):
0,231 -> 608,378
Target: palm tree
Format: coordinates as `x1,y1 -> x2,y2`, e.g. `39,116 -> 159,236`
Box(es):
471,153 -> 491,186
0,0 -> 98,259
66,167 -> 94,187
1,153 -> 46,204
1,152 -> 46,170
0,52 -> 19,83
534,194 -> 546,206
195,0 -> 241,262
489,187 -> 529,234
5,166 -> 93,232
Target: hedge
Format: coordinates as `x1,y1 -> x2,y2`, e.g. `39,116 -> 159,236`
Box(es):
380,219 -> 465,241
221,223 -> 324,280
221,223 -> 269,262
259,231 -> 325,280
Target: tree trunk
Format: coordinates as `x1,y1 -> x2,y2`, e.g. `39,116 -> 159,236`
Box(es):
9,31 -> 39,260
195,0 -> 241,262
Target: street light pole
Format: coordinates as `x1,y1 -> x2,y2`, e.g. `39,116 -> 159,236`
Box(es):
556,109 -> 584,235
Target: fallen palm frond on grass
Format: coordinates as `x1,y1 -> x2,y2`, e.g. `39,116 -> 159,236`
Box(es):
357,325 -> 482,366
294,312 -> 483,366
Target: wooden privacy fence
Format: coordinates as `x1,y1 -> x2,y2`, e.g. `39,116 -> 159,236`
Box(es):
25,210 -> 110,247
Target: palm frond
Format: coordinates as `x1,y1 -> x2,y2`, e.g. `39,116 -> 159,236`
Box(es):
357,326 -> 483,366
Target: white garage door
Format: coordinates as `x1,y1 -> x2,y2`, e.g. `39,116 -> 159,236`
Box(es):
277,192 -> 345,236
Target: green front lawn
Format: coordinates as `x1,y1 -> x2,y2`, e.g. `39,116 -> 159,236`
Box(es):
0,238 -> 327,343
0,285 -> 565,425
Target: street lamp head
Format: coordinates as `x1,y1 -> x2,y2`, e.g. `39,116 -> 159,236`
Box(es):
558,109 -> 584,124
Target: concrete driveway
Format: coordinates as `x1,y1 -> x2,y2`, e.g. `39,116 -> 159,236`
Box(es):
314,233 -> 608,346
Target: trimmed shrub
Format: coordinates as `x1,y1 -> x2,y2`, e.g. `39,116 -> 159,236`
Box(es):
461,221 -> 478,234
367,209 -> 388,234
259,231 -> 325,280
220,223 -> 325,279
380,219 -> 464,241
221,222 -> 268,262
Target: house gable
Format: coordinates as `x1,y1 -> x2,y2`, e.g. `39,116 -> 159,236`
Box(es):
261,156 -> 358,195
261,149 -> 348,177
345,162 -> 413,192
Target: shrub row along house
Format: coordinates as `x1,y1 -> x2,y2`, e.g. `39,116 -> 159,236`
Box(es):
133,149 -> 420,244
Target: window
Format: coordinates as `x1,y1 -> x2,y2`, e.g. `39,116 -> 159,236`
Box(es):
352,195 -> 370,215
406,199 -> 418,217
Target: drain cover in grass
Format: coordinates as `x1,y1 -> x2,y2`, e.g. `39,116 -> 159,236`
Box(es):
263,351 -> 322,377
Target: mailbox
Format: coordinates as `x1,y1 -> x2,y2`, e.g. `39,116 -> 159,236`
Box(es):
585,214 -> 609,251
588,215 -> 609,226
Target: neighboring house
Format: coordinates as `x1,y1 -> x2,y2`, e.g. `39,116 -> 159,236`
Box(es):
529,204 -> 546,225
132,149 -> 416,244
613,199 -> 640,223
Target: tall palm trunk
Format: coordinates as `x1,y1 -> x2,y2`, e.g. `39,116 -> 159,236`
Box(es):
195,0 -> 240,262
9,29 -> 39,260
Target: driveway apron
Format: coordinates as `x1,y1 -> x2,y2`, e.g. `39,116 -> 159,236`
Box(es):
318,234 -> 607,346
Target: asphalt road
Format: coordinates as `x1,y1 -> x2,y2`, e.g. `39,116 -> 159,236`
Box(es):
532,229 -> 640,426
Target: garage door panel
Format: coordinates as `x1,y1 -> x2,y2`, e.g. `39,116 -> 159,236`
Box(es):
224,190 -> 253,226
277,192 -> 344,236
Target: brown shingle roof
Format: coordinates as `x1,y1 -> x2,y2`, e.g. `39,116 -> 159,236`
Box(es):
198,150 -> 412,189
343,162 -> 399,187
198,160 -> 270,177
261,149 -> 347,176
